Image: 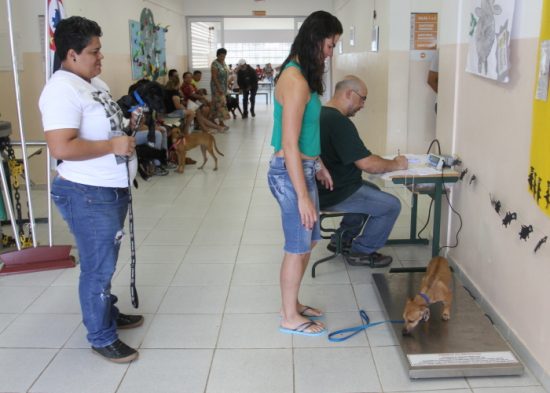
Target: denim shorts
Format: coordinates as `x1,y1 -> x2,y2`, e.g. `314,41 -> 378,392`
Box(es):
268,156 -> 321,254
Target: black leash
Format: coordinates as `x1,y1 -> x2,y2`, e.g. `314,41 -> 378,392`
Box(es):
127,109 -> 144,309
126,158 -> 138,308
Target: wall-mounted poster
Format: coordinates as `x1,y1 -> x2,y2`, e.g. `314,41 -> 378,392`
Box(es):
529,0 -> 550,217
410,13 -> 438,61
466,0 -> 515,83
129,8 -> 167,81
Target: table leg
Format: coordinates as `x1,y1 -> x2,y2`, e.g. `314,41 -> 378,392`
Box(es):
431,182 -> 443,257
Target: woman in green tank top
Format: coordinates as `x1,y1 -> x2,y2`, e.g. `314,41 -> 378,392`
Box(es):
268,10 -> 342,337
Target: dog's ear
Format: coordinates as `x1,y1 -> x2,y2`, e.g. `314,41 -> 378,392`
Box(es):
422,307 -> 431,321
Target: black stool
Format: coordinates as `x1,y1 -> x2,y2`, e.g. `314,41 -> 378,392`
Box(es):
311,212 -> 369,278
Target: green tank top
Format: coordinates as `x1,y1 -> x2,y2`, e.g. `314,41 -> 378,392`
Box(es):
271,61 -> 321,156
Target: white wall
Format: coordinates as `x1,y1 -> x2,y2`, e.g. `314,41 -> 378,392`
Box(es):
438,0 -> 550,386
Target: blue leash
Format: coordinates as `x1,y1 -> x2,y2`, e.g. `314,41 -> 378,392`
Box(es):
328,310 -> 404,342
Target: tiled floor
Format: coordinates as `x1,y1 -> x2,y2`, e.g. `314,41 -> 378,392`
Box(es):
0,105 -> 547,393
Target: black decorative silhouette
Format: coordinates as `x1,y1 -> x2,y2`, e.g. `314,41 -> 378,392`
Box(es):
460,168 -> 468,180
490,195 -> 502,215
528,166 -> 535,193
502,211 -> 517,227
519,225 -> 533,241
469,174 -> 477,185
534,236 -> 548,253
545,181 -> 550,208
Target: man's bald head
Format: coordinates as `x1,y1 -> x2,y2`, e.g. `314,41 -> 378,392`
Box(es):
331,75 -> 367,117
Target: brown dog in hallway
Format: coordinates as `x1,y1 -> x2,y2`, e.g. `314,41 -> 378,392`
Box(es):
402,256 -> 453,335
170,128 -> 224,173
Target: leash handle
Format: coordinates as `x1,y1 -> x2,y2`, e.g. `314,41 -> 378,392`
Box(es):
327,310 -> 403,342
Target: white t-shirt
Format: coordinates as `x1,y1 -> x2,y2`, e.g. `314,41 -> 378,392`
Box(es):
39,70 -> 137,187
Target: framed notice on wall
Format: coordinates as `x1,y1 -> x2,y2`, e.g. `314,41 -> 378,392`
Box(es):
410,13 -> 438,61
410,13 -> 438,50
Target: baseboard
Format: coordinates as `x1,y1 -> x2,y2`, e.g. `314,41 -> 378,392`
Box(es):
447,256 -> 550,392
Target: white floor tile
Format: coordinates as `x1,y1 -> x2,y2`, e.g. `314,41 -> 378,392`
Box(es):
294,347 -> 382,393
113,263 -> 178,287
0,269 -> 62,287
0,286 -> 45,313
218,313 -> 291,348
225,284 -> 281,313
117,349 -> 213,393
171,263 -> 234,286
236,244 -> 283,264
24,285 -> 80,313
0,348 -> 57,393
0,313 -> 81,348
232,263 -> 280,285
142,314 -> 221,348
206,349 -> 293,393
184,244 -> 239,264
29,348 -> 128,393
159,286 -> 228,314
135,244 -> 188,264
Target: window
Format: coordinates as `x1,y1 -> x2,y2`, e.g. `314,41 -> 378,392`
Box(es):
224,42 -> 291,68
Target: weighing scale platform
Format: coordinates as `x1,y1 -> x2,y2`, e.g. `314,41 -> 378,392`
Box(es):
372,270 -> 524,379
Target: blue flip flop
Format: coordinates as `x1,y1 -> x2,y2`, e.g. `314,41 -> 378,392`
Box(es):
300,306 -> 324,320
279,321 -> 327,336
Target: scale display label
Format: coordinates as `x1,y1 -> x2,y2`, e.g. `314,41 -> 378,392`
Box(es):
408,351 -> 518,367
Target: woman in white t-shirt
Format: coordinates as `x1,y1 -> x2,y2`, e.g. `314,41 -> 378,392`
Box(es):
39,16 -> 141,364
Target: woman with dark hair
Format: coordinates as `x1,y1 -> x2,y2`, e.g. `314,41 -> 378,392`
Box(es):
210,47 -> 230,130
268,10 -> 342,336
39,16 -> 142,363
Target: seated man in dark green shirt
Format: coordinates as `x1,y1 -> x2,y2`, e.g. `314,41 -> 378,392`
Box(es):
318,75 -> 408,267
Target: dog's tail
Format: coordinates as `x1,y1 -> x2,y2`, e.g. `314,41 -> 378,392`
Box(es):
213,138 -> 224,156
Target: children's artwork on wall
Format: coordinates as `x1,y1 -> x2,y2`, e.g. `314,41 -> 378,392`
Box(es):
466,0 -> 515,83
529,0 -> 550,218
129,8 -> 167,81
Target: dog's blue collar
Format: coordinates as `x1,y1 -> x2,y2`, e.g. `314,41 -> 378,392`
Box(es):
419,292 -> 430,305
128,90 -> 146,112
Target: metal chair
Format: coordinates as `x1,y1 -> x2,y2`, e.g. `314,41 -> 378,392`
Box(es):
311,212 -> 369,278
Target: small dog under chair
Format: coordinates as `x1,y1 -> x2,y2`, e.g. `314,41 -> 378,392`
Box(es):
170,127 -> 224,173
402,256 -> 453,335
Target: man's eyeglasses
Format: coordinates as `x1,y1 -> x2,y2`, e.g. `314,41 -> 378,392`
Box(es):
351,90 -> 367,102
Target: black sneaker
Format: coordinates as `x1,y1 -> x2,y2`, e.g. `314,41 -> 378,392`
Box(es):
326,238 -> 352,254
251,110 -> 255,117
92,339 -> 138,363
346,252 -> 393,268
116,313 -> 144,329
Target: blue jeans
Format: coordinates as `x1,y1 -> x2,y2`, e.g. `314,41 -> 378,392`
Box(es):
268,156 -> 321,254
51,176 -> 128,347
324,181 -> 401,254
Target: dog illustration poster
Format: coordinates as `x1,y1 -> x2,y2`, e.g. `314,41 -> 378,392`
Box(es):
529,0 -> 550,217
129,8 -> 167,81
466,0 -> 515,83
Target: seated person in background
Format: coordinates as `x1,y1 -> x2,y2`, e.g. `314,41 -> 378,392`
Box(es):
263,62 -> 274,84
181,71 -> 209,106
167,68 -> 178,80
192,70 -> 208,96
236,59 -> 258,118
181,71 -> 226,133
163,73 -> 194,135
255,64 -> 264,80
318,75 -> 408,267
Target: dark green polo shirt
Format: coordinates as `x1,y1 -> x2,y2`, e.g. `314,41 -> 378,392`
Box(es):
318,106 -> 371,209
